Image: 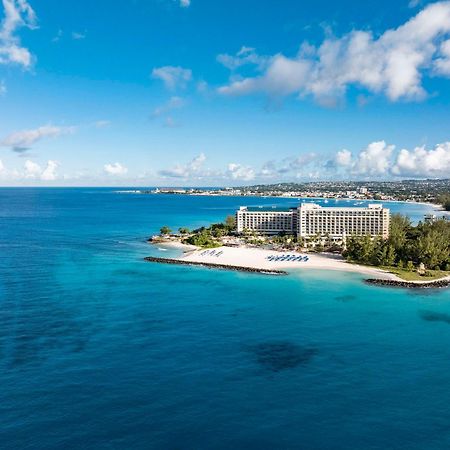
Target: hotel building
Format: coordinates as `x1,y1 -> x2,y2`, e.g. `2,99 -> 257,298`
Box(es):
236,203 -> 390,241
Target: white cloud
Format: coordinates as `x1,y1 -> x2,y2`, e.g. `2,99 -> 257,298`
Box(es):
226,163 -> 255,181
152,96 -> 185,117
41,160 -> 59,180
71,31 -> 86,40
24,159 -> 41,177
335,149 -> 352,167
434,39 -> 450,75
1,125 -> 75,151
259,153 -> 318,178
332,141 -> 395,176
331,139 -> 450,178
179,0 -> 190,7
158,153 -> 211,178
23,159 -> 59,180
353,141 -> 395,175
0,79 -> 6,95
392,142 -> 450,177
0,0 -> 37,68
0,159 -> 61,181
217,46 -> 267,71
152,66 -> 192,91
218,2 -> 450,103
104,162 -> 128,176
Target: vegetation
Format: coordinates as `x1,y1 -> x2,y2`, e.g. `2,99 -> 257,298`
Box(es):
379,267 -> 450,282
343,214 -> 450,277
160,226 -> 172,235
182,215 -> 236,248
438,193 -> 450,211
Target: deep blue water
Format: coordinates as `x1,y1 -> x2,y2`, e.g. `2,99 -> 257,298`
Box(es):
1,188 -> 450,449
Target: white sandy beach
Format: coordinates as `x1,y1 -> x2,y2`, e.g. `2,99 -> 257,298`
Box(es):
175,245 -> 398,280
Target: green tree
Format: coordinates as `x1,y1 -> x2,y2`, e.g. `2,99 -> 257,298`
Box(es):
437,193 -> 450,211
160,226 -> 171,235
224,215 -> 236,232
178,227 -> 190,234
388,214 -> 411,259
406,261 -> 415,272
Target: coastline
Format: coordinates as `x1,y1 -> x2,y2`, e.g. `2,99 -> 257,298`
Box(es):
153,242 -> 398,280
151,242 -> 450,286
125,190 -> 448,215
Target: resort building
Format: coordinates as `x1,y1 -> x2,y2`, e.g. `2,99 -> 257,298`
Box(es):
236,203 -> 390,241
236,206 -> 296,235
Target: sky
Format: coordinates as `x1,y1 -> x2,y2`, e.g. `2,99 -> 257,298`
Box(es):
1,0 -> 450,186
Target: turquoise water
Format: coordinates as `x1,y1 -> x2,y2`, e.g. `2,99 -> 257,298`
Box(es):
1,188 -> 450,449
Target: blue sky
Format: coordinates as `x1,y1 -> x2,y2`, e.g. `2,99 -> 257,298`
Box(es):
1,0 -> 450,186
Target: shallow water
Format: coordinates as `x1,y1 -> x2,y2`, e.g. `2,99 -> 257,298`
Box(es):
1,188 -> 449,449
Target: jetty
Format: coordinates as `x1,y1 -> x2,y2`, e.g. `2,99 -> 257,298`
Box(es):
144,256 -> 287,275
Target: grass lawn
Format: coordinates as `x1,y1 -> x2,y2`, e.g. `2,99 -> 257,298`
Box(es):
381,267 -> 450,281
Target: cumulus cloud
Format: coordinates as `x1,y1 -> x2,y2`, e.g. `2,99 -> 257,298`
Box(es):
21,159 -> 59,180
353,141 -> 395,175
0,125 -> 75,152
41,160 -> 59,180
218,2 -> 450,104
335,149 -> 352,167
24,159 -> 40,177
152,66 -> 192,91
179,0 -> 190,7
0,158 -> 5,173
332,139 -> 450,178
333,141 -> 395,175
104,162 -> 128,176
392,142 -> 450,177
226,163 -> 255,181
0,0 -> 37,68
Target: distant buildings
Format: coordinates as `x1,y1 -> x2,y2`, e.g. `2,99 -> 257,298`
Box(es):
236,203 -> 390,241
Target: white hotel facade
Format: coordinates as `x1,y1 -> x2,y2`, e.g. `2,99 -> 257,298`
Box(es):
236,203 -> 390,241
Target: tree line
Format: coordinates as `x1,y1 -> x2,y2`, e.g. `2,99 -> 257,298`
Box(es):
160,215 -> 236,248
438,193 -> 450,211
343,214 -> 450,271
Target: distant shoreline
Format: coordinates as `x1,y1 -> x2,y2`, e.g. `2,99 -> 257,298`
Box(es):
117,190 -> 447,213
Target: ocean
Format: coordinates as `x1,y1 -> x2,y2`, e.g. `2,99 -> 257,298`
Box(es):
1,188 -> 450,449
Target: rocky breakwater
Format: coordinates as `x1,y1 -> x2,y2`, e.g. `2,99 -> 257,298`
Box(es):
365,278 -> 450,289
144,256 -> 287,275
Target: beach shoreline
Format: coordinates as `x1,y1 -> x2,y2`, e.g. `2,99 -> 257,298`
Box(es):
153,242 -> 399,280
151,242 -> 450,286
